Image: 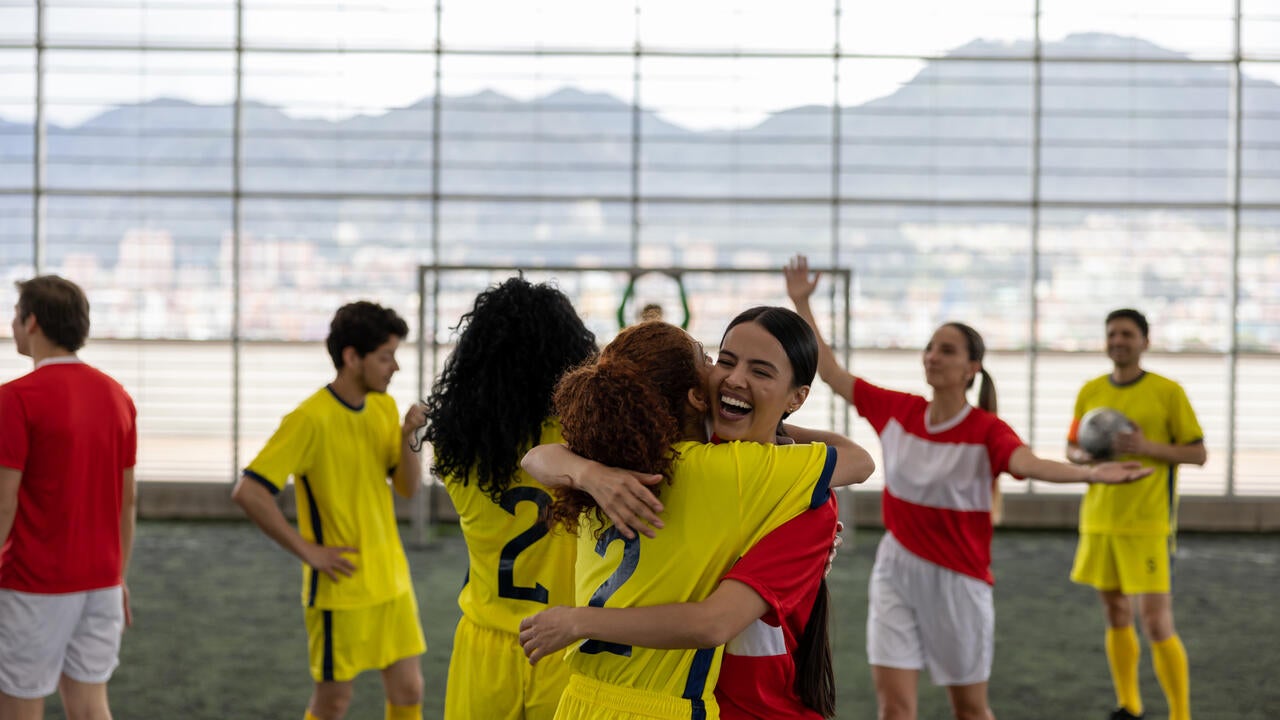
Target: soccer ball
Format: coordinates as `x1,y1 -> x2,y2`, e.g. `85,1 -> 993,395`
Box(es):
1077,407 -> 1136,460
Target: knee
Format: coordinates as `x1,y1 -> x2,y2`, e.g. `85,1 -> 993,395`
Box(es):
952,706 -> 993,720
877,696 -> 916,720
387,669 -> 423,706
311,686 -> 355,720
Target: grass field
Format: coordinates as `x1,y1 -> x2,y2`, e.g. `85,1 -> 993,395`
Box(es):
40,521 -> 1277,719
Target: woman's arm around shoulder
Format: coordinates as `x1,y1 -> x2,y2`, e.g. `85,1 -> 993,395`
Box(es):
780,423 -> 875,488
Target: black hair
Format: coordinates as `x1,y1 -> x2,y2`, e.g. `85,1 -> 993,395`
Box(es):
1106,308 -> 1149,339
326,301 -> 409,370
423,277 -> 597,505
14,275 -> 91,352
795,579 -> 837,717
943,321 -> 996,415
722,306 -> 819,391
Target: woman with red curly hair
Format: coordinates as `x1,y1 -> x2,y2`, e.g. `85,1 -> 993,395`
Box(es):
519,315 -> 874,720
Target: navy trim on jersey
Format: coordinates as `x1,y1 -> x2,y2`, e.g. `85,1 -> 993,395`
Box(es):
300,475 -> 324,607
321,610 -> 335,681
243,469 -> 279,495
1108,371 -> 1148,388
325,384 -> 365,411
682,647 -> 714,720
810,447 -> 836,509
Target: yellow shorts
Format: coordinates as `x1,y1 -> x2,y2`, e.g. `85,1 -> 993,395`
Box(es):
444,615 -> 570,720
304,591 -> 426,683
553,674 -> 716,720
1070,533 -> 1172,595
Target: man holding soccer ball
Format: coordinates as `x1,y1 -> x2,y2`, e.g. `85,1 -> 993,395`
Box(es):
1066,308 -> 1207,720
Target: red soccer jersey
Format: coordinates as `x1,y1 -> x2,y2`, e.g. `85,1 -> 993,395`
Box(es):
0,359 -> 137,593
851,378 -> 1024,584
716,492 -> 838,719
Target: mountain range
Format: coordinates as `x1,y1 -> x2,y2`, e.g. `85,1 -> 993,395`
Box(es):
0,32 -> 1275,271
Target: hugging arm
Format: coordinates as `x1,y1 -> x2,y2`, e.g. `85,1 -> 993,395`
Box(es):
518,580 -> 768,664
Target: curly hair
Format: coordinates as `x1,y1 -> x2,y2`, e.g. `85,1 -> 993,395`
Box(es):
423,276 -> 597,505
545,321 -> 703,535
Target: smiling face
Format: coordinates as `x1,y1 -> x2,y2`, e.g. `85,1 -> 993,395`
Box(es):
347,335 -> 401,394
708,320 -> 809,444
922,324 -> 980,393
1106,316 -> 1148,370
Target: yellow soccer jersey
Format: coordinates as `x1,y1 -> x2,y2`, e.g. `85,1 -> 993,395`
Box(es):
445,419 -> 578,635
1069,371 -> 1204,536
245,386 -> 412,609
564,439 -> 836,714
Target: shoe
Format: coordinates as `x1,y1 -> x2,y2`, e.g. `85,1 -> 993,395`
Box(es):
1108,709 -> 1144,720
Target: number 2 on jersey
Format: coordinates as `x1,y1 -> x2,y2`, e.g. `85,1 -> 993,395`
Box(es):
579,526 -> 640,656
497,486 -> 552,603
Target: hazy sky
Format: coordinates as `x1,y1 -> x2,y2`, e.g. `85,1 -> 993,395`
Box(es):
1,0 -> 1277,129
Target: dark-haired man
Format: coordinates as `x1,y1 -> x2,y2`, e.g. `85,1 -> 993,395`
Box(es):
0,275 -> 138,720
232,301 -> 427,720
1066,308 -> 1206,720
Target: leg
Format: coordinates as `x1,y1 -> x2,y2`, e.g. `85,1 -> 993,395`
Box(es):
872,665 -> 919,720
307,680 -> 355,720
1140,593 -> 1190,720
1100,590 -> 1143,716
381,654 -> 423,717
58,675 -> 112,720
0,692 -> 43,720
946,681 -> 994,720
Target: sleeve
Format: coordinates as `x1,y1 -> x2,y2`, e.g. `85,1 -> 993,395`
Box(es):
1066,384 -> 1089,444
734,442 -> 837,551
382,395 -> 401,475
724,494 -> 838,622
1167,382 -> 1204,446
243,408 -> 316,494
986,416 -> 1027,479
0,385 -> 29,471
122,392 -> 138,469
852,377 -> 915,434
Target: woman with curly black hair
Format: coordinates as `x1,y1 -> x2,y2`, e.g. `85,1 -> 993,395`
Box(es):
421,276 -> 597,720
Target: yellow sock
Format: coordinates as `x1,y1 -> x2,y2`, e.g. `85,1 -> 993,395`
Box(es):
385,702 -> 421,720
304,711 -> 322,720
1106,625 -> 1143,715
1152,634 -> 1191,720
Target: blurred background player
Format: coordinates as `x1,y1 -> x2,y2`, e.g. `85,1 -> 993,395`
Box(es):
231,301 -> 427,720
1066,308 -> 1207,720
421,277 -> 597,720
786,255 -> 1151,720
0,276 -> 137,720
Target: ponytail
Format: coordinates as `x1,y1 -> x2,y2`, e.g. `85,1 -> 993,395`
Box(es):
977,367 -> 1004,525
794,579 -> 837,717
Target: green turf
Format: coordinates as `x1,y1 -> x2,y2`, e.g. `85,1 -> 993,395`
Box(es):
40,521 -> 1276,719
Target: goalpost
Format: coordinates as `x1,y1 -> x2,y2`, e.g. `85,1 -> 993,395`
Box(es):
411,263 -> 856,548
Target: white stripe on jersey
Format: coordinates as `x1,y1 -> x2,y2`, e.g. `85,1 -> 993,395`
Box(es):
881,418 -> 993,512
725,618 -> 786,657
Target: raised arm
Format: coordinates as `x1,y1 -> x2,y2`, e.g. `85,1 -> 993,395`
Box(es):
781,423 -> 875,488
391,402 -> 426,499
520,443 -> 665,539
518,580 -> 769,664
785,254 -> 855,403
1008,446 -> 1153,484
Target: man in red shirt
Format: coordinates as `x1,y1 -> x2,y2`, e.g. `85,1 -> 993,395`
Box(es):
0,275 -> 138,720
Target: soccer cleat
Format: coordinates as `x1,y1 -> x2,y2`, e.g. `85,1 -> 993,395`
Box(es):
1108,709 -> 1144,720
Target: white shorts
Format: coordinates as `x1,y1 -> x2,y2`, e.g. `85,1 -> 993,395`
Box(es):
0,587 -> 124,699
866,533 -> 994,687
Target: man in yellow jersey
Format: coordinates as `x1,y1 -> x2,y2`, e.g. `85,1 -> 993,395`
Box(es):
232,301 -> 427,720
1066,308 -> 1206,720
